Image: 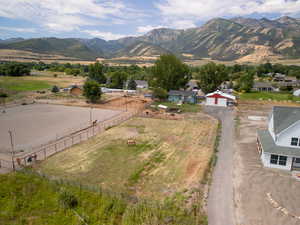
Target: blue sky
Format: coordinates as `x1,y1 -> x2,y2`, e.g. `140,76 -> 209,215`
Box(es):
0,0 -> 300,40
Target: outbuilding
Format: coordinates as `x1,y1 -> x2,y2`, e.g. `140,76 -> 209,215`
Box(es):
205,90 -> 236,107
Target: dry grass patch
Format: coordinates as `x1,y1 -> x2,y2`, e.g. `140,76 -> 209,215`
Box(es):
39,115 -> 218,200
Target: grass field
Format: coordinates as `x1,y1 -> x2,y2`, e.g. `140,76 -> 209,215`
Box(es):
0,172 -> 205,225
0,72 -> 85,101
39,116 -> 217,200
0,76 -> 51,92
238,91 -> 300,102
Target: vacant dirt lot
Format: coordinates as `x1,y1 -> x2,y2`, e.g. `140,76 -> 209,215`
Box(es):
39,114 -> 218,199
0,104 -> 121,157
234,103 -> 300,225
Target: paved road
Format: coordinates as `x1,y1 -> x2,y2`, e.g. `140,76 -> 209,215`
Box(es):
205,106 -> 235,225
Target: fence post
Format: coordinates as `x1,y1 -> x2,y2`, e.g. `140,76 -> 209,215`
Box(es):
55,143 -> 57,152
44,148 -> 46,159
72,136 -> 74,145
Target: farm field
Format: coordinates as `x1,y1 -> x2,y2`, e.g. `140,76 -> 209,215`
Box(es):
39,115 -> 218,200
0,104 -> 121,156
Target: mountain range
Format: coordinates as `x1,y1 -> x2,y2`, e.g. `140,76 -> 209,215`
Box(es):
1,16 -> 300,62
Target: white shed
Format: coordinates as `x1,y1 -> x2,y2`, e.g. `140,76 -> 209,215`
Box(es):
205,90 -> 236,107
293,89 -> 300,97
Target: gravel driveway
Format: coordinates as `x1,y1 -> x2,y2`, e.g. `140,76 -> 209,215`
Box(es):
205,106 -> 236,225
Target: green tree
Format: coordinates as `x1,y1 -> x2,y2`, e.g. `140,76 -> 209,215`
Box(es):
109,71 -> 128,89
88,62 -> 106,84
196,62 -> 228,93
83,80 -> 102,103
152,87 -> 168,100
235,72 -> 254,92
127,78 -> 137,90
151,54 -> 190,90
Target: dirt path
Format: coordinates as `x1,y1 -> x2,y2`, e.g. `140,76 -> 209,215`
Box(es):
205,106 -> 236,225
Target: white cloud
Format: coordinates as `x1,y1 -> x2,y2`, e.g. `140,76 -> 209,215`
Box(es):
83,30 -> 128,40
156,0 -> 300,27
0,26 -> 36,33
0,0 -> 140,32
137,25 -> 164,33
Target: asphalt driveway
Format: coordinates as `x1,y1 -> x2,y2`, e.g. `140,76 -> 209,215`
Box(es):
204,106 -> 236,225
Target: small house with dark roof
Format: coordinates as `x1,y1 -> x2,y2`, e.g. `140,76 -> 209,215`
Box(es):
168,90 -> 197,104
252,82 -> 276,92
257,106 -> 300,170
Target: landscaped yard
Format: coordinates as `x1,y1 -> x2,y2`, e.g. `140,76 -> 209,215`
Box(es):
238,91 -> 300,102
38,116 -> 217,200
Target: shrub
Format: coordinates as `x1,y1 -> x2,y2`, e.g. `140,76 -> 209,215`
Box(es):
152,87 -> 168,100
58,189 -> 78,209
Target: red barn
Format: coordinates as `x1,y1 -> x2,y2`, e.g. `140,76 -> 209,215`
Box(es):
205,90 -> 236,107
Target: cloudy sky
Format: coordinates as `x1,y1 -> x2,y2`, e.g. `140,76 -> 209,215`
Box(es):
0,0 -> 300,40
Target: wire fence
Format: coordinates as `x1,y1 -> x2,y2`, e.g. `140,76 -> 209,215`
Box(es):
0,105 -> 147,171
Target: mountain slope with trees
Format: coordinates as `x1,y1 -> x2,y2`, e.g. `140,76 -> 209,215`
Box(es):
1,16 -> 300,61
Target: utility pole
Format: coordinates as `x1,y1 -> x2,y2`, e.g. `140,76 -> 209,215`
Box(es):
90,107 -> 93,124
8,130 -> 15,171
125,95 -> 128,112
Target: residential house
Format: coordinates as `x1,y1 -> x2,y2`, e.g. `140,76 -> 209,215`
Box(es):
257,106 -> 300,171
135,80 -> 148,89
273,73 -> 286,82
252,82 -> 276,92
205,90 -> 236,107
168,90 -> 197,104
186,80 -> 199,91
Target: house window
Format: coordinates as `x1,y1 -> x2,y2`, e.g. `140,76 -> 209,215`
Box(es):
279,156 -> 287,166
291,137 -> 299,146
270,154 -> 287,166
270,154 -> 278,164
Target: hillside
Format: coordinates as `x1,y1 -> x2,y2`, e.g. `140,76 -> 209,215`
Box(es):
0,38 -> 103,60
115,41 -> 171,57
2,16 -> 300,62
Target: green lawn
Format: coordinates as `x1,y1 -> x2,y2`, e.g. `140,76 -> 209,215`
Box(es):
239,91 -> 300,102
0,172 -> 205,225
0,76 -> 51,92
152,101 -> 201,113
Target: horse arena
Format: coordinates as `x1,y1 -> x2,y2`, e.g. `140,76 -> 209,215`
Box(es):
0,104 -> 122,157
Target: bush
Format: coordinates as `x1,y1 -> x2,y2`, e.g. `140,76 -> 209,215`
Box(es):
51,85 -> 60,93
58,189 -> 78,209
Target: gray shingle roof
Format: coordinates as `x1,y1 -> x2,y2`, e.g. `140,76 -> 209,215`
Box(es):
253,82 -> 274,88
258,129 -> 300,157
168,90 -> 196,97
273,106 -> 300,135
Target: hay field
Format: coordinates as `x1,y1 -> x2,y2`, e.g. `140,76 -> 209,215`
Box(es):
39,115 -> 218,199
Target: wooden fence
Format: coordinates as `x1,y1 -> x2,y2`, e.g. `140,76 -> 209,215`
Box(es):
0,107 -> 145,171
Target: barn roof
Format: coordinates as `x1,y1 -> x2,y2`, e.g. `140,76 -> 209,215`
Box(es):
206,90 -> 236,100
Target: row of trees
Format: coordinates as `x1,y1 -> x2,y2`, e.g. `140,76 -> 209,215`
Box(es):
0,62 -> 30,76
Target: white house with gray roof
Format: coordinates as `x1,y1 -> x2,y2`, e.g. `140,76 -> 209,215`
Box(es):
257,106 -> 300,170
